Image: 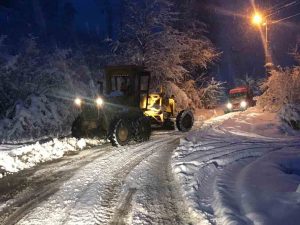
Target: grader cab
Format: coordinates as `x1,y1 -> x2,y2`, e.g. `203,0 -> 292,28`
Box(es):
72,65 -> 194,146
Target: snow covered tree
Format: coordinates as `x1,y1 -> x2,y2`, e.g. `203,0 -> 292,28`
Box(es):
0,37 -> 98,142
112,0 -> 218,109
236,74 -> 262,96
0,37 -> 63,109
257,67 -> 300,112
257,66 -> 300,129
200,78 -> 225,109
257,36 -> 300,130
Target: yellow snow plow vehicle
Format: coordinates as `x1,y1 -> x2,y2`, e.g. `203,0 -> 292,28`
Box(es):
72,65 -> 194,146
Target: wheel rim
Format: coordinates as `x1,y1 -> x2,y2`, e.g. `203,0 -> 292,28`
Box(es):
118,123 -> 129,142
182,114 -> 193,130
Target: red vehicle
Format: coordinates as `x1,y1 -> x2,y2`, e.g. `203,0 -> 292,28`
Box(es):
225,86 -> 255,113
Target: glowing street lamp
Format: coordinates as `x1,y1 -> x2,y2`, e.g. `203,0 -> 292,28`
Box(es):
252,12 -> 264,25
251,12 -> 268,45
251,11 -> 273,72
251,4 -> 300,73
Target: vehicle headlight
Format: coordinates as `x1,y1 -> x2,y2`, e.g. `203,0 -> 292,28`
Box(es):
95,97 -> 104,107
240,101 -> 247,108
227,102 -> 233,109
74,98 -> 82,107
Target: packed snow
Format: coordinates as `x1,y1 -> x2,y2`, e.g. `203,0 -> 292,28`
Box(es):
0,138 -> 105,179
1,107 -> 300,225
172,108 -> 300,225
12,134 -> 192,225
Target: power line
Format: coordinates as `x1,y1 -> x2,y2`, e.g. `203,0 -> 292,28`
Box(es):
272,11 -> 300,23
266,0 -> 291,13
266,0 -> 300,18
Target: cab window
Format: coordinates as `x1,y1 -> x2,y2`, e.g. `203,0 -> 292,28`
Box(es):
229,92 -> 247,99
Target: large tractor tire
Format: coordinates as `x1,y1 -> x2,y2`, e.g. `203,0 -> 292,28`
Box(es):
109,118 -> 131,146
162,118 -> 175,130
71,116 -> 83,138
176,110 -> 194,132
134,116 -> 151,142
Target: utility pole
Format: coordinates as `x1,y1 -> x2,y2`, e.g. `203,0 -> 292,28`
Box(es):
251,2 -> 300,74
264,19 -> 274,73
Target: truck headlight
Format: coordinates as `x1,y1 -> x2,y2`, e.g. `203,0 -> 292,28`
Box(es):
96,97 -> 104,107
74,98 -> 82,107
227,102 -> 233,109
240,101 -> 247,108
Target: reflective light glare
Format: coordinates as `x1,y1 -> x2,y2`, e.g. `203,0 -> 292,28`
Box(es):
96,97 -> 104,106
240,101 -> 247,108
227,103 -> 233,109
252,13 -> 263,25
74,98 -> 82,106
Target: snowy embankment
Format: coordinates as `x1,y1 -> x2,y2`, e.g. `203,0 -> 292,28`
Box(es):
0,138 -> 105,179
0,95 -> 78,144
172,108 -> 300,225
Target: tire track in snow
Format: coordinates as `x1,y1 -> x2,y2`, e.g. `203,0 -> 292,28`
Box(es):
93,137 -> 181,225
1,144 -> 113,225
121,139 -> 194,225
14,135 -> 182,225
110,188 -> 137,225
173,125 -> 298,225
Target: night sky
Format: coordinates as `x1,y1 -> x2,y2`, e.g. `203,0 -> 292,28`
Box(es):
72,0 -> 121,39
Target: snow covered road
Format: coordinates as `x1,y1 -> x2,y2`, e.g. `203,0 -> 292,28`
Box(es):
116,138 -> 192,225
1,109 -> 300,225
1,131 -> 193,225
0,143 -> 113,224
173,109 -> 300,225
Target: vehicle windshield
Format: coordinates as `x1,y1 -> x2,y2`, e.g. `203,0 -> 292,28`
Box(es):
111,75 -> 129,92
229,92 -> 247,99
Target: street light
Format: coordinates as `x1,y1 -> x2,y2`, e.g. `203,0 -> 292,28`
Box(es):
251,11 -> 273,72
251,3 -> 300,73
252,12 -> 263,25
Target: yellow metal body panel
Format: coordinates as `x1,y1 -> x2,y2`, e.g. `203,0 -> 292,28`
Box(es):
141,93 -> 176,124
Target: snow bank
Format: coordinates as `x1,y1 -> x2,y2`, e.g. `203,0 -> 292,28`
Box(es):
236,149 -> 300,225
172,108 -> 300,225
219,108 -> 300,138
0,138 -> 105,178
279,103 -> 300,130
0,95 -> 77,144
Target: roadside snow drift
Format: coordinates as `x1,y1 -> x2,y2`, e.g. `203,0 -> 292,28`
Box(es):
0,95 -> 78,144
172,108 -> 300,225
0,138 -> 104,178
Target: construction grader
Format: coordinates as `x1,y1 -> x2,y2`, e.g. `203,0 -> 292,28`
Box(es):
72,65 -> 194,146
